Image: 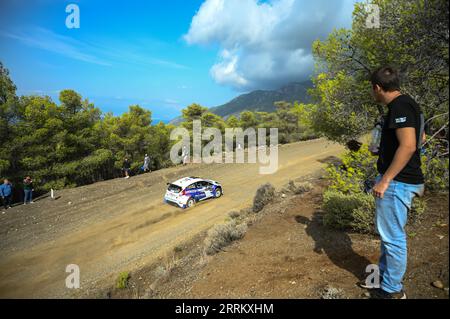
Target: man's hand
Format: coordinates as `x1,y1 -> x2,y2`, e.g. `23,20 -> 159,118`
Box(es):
373,179 -> 390,198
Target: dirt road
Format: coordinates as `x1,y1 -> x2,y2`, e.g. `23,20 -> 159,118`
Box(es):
0,139 -> 343,298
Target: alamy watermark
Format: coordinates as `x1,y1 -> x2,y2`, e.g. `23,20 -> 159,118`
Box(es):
365,4 -> 380,29
65,4 -> 80,29
170,120 -> 279,175
65,264 -> 80,289
365,264 -> 381,288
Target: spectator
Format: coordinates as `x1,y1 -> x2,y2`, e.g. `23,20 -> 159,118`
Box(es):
23,176 -> 34,204
0,179 -> 13,209
182,146 -> 188,165
364,67 -> 425,299
143,154 -> 151,172
122,158 -> 131,179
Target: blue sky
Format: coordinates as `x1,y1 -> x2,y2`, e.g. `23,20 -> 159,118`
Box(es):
0,0 -> 357,122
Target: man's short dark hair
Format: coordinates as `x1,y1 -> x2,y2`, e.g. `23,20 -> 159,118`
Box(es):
370,66 -> 401,92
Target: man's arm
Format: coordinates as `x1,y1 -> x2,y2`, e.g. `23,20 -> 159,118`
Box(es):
373,127 -> 417,198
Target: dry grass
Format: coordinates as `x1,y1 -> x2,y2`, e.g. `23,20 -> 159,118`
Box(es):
252,183 -> 275,212
204,220 -> 248,255
287,180 -> 314,195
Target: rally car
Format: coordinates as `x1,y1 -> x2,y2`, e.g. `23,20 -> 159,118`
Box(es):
164,177 -> 223,209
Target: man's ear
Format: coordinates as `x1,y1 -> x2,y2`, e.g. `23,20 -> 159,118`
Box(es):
373,84 -> 382,93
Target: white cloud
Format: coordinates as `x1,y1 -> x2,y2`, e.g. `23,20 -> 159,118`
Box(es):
185,0 -> 356,90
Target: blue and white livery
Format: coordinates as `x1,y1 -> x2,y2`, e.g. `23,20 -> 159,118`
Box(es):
164,177 -> 223,209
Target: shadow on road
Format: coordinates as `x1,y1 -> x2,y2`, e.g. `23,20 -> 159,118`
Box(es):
295,212 -> 372,281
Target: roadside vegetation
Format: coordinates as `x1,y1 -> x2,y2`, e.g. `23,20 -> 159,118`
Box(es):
115,271 -> 130,290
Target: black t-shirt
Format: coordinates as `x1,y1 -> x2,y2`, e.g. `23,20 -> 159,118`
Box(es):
377,94 -> 425,184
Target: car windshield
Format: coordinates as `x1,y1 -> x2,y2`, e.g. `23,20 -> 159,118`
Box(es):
167,184 -> 182,193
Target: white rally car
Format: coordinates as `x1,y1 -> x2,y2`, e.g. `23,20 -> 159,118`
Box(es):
164,177 -> 223,208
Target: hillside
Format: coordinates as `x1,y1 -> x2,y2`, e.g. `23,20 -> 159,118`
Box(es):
136,179 -> 449,299
210,81 -> 312,117
0,139 -> 342,298
169,81 -> 312,124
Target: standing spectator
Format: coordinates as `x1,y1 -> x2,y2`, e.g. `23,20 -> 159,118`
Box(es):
182,146 -> 188,165
23,176 -> 34,204
122,158 -> 131,179
0,179 -> 13,209
143,154 -> 151,172
364,67 -> 425,299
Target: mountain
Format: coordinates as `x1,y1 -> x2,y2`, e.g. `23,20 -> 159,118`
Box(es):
169,81 -> 312,124
210,81 -> 312,118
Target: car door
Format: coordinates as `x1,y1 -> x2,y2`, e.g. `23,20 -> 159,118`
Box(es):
192,182 -> 207,201
203,182 -> 214,199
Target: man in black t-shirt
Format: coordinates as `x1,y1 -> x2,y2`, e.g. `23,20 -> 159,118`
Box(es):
377,95 -> 425,184
363,67 -> 425,299
122,158 -> 131,179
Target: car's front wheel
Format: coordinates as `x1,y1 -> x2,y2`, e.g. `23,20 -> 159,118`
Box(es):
214,187 -> 222,198
186,198 -> 195,208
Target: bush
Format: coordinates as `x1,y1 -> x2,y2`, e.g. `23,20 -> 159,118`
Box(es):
323,190 -> 427,234
228,211 -> 241,219
252,183 -> 275,212
326,144 -> 377,194
322,190 -> 375,233
115,271 -> 130,289
204,220 -> 248,255
410,197 -> 427,224
423,156 -> 449,192
288,180 -> 313,194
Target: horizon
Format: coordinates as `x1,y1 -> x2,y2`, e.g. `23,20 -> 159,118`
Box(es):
0,0 -> 357,122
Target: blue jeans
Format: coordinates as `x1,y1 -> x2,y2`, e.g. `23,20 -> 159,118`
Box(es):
24,189 -> 33,203
375,175 -> 424,293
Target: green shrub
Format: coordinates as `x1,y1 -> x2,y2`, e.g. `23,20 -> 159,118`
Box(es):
326,144 -> 377,194
0,159 -> 10,176
323,190 -> 375,233
115,271 -> 130,289
410,197 -> 427,224
323,190 -> 427,234
423,156 -> 449,192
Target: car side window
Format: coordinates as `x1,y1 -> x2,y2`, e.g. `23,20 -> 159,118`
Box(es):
204,182 -> 213,190
186,183 -> 196,190
193,181 -> 202,188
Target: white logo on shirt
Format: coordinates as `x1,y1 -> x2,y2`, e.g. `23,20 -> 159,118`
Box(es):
395,117 -> 407,123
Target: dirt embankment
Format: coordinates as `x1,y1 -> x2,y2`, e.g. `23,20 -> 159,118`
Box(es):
0,139 -> 344,298
114,179 -> 448,299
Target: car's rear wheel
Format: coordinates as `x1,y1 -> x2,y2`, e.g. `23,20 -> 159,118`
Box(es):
214,187 -> 222,198
186,198 -> 195,208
